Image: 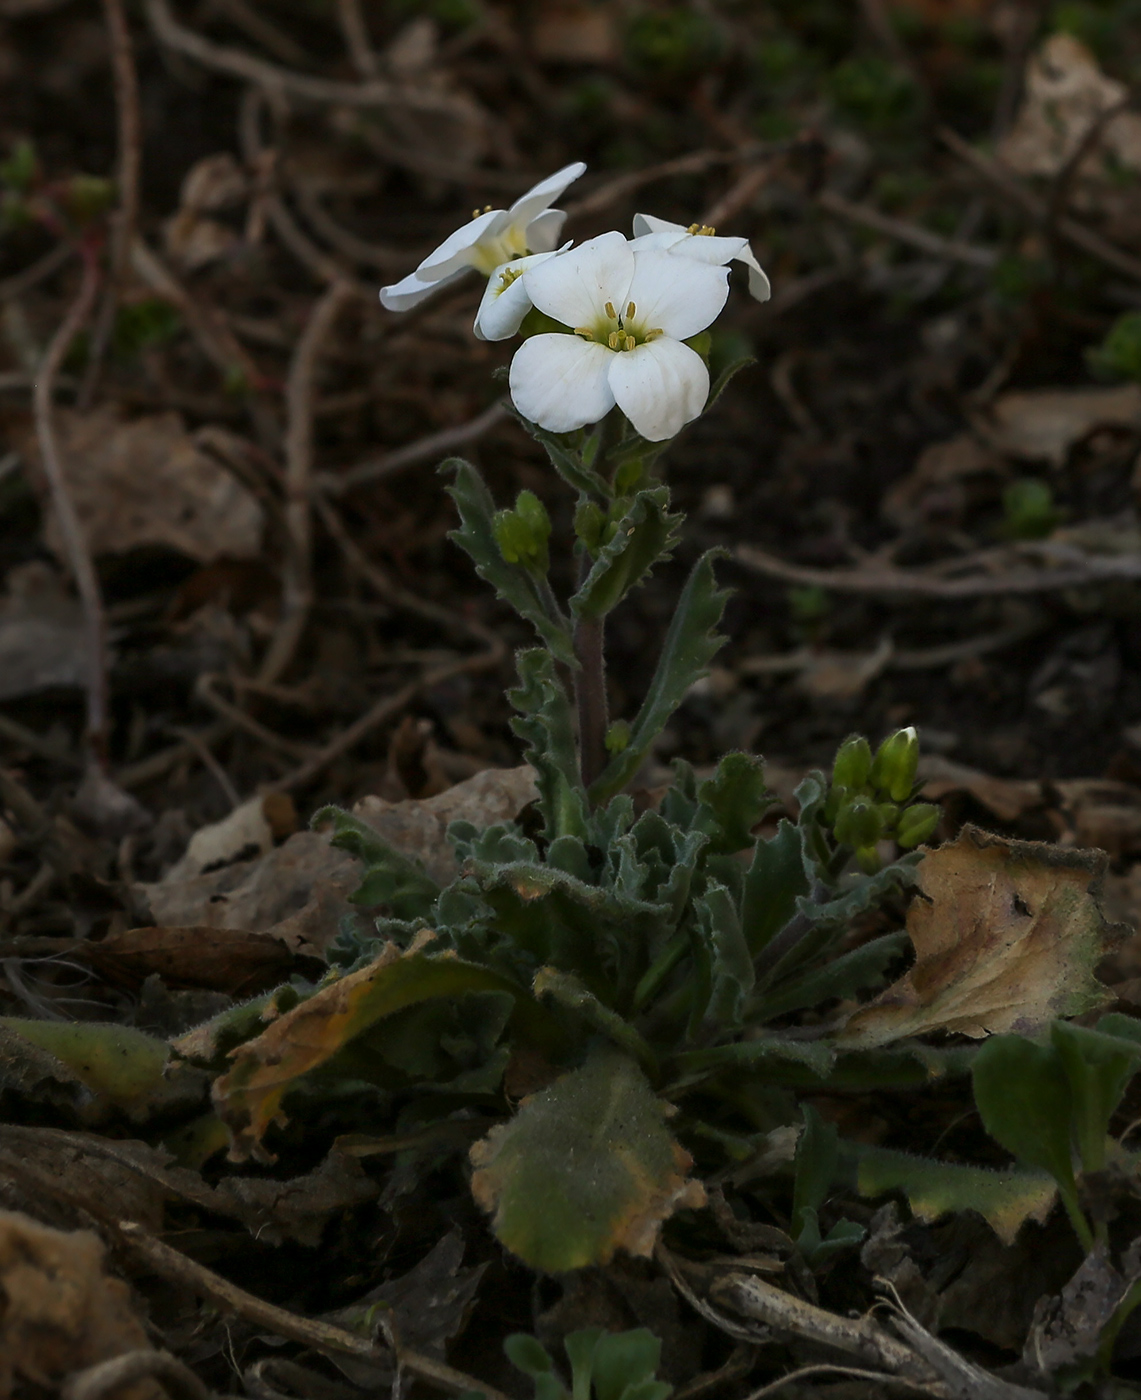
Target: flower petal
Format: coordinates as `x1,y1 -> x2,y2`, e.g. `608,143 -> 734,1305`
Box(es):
735,243 -> 772,302
474,250 -> 560,341
522,231 -> 633,330
417,208 -> 507,279
524,207 -> 568,253
624,249 -> 729,341
509,334 -> 615,433
632,212 -> 682,237
379,265 -> 467,311
508,161 -> 587,225
607,337 -> 709,441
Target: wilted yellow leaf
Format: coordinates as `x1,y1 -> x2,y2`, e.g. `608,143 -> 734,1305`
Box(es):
837,826 -> 1125,1048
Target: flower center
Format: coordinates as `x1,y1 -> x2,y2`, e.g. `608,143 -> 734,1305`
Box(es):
685,223 -> 717,236
574,298 -> 664,351
498,266 -> 523,290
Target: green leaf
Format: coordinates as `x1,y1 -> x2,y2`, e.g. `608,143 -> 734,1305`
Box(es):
670,1034 -> 836,1085
509,649 -> 590,842
705,353 -> 755,412
533,967 -> 658,1075
692,882 -> 754,1032
972,1034 -> 1091,1248
740,819 -> 808,956
570,487 -> 681,621
694,752 -> 773,854
589,551 -> 729,805
565,1330 -> 603,1400
443,458 -> 576,665
503,402 -> 613,498
313,806 -> 440,921
792,1103 -> 839,1234
754,932 -> 908,1020
506,1334 -> 558,1378
469,1047 -> 703,1271
0,1017 -> 169,1107
844,1142 -> 1056,1246
1051,1020 -> 1141,1174
591,1330 -> 666,1400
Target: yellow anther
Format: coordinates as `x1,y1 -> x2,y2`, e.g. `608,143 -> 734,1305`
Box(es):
644,327 -> 664,341
604,301 -> 617,319
485,204 -> 493,212
472,208 -> 482,219
499,267 -> 521,288
574,326 -> 594,338
685,222 -> 716,236
608,330 -> 621,350
626,301 -> 636,319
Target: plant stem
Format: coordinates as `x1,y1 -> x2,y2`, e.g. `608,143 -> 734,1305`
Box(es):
573,610 -> 608,792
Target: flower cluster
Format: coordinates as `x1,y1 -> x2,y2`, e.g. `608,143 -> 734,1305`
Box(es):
379,163 -> 769,443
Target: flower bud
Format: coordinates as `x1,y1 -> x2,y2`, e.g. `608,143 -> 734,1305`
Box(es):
832,735 -> 872,793
870,726 -> 919,803
897,802 -> 940,849
605,719 -> 631,754
515,489 -> 551,543
494,492 -> 551,573
855,845 -> 882,874
833,796 -> 882,850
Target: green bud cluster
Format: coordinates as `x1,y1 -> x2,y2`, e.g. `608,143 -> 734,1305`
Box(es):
825,727 -> 939,872
494,490 -> 552,574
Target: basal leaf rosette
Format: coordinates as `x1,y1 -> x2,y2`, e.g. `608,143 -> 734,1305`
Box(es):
508,231 -> 730,441
470,1046 -> 705,1272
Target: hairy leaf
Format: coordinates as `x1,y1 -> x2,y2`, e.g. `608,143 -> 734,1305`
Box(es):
837,826 -> 1123,1047
754,932 -> 908,1020
443,458 -> 575,665
509,649 -> 590,842
694,752 -> 773,854
0,1017 -> 169,1107
570,487 -> 681,620
533,967 -> 658,1074
313,806 -> 439,921
846,1142 -> 1056,1245
692,882 -> 753,1032
469,1047 -> 705,1271
1052,1020 -> 1141,1174
214,936 -> 533,1160
740,819 -> 807,956
589,551 -> 729,805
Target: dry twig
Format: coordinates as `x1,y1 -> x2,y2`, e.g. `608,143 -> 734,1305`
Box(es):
817,189 -> 999,269
320,399 -> 508,494
63,1351 -> 215,1400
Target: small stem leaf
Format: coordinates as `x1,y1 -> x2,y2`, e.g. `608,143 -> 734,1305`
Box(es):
470,1047 -> 705,1272
705,353 -> 756,413
313,805 -> 440,921
503,404 -> 612,498
694,752 -> 774,854
442,458 -> 576,666
752,932 -> 909,1021
844,1141 -> 1057,1245
509,648 -> 590,842
792,1103 -> 840,1232
971,1034 -> 1090,1246
589,551 -> 730,806
532,967 -> 659,1076
569,487 -> 681,621
214,939 -> 536,1161
741,819 -> 808,956
1050,1020 -> 1141,1175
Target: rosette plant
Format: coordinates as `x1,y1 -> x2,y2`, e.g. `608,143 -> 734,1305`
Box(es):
188,165 -> 1059,1278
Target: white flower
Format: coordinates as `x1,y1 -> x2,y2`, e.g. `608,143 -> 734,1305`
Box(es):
474,248 -> 564,341
379,162 -> 586,312
508,231 -> 729,442
631,212 -> 772,302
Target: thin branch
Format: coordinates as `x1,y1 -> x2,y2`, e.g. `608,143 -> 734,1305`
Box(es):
701,162 -> 772,230
293,180 -> 417,272
258,278 -> 354,685
0,241 -> 74,301
115,1221 -> 511,1400
817,189 -> 999,269
194,674 -> 314,759
144,0 -> 480,121
563,146 -> 775,225
33,251 -> 108,755
62,1351 -> 213,1400
939,124 -> 1141,284
334,0 -> 378,78
319,399 -> 508,494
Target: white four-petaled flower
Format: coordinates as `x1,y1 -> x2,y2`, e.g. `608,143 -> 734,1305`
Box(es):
379,161 -> 587,313
508,231 -> 730,442
631,212 -> 771,303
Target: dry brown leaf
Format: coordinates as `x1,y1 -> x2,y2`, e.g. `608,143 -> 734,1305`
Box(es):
529,3 -> 618,64
0,1209 -> 160,1399
24,406 -> 264,562
974,385 -> 1141,467
86,925 -> 299,996
918,754 -> 1044,823
999,33 -> 1141,179
882,433 -> 1003,529
163,793 -> 296,881
1050,779 -> 1141,859
837,825 -> 1124,1047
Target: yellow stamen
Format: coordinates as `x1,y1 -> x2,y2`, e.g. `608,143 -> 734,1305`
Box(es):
499,267 -> 522,288
685,222 -> 717,236
608,330 -> 621,350
626,301 -> 636,319
604,301 -> 617,319
644,327 -> 664,341
574,326 -> 594,338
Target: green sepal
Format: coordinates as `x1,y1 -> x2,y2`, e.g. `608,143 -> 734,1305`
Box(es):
589,550 -> 730,805
443,458 -> 575,665
694,752 -> 773,854
509,648 -> 590,843
313,806 -> 440,921
570,487 -> 681,621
